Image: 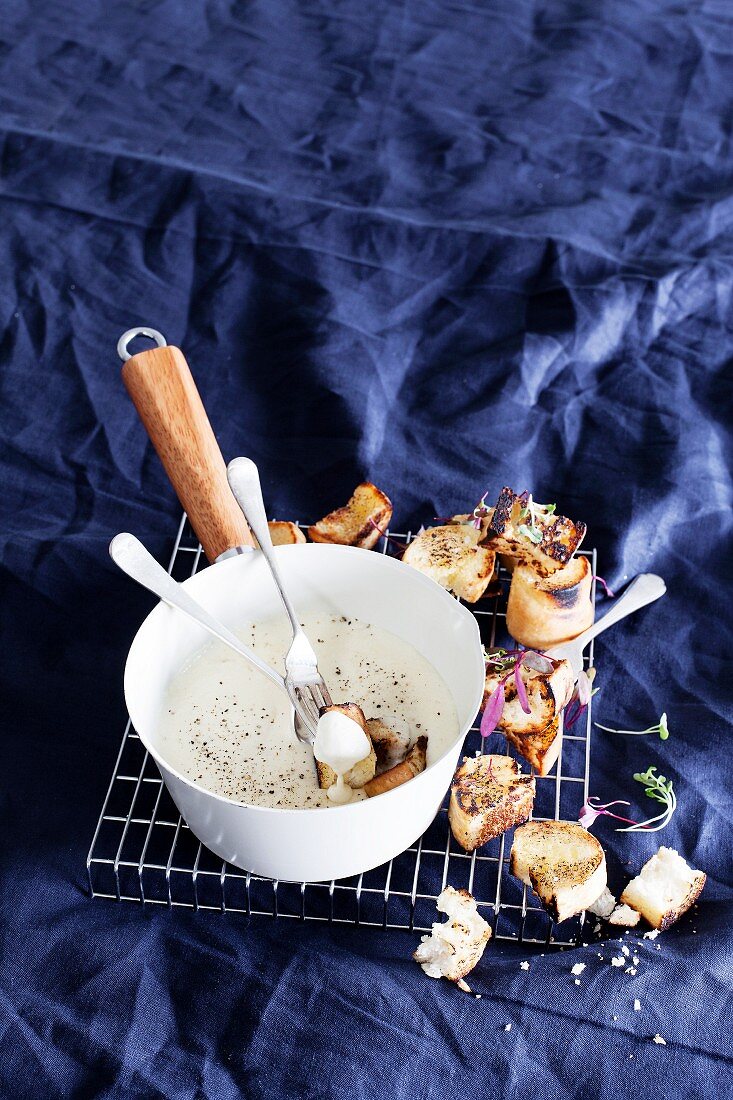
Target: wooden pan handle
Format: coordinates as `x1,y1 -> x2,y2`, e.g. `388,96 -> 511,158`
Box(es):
121,343 -> 254,561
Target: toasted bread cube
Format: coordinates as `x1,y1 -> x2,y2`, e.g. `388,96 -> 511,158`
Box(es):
486,488 -> 586,577
363,736 -> 427,797
308,483 -> 392,549
449,755 -> 535,851
402,525 -> 496,603
366,716 -> 411,775
315,703 -> 376,790
267,521 -> 306,546
413,887 -> 491,985
510,820 -> 607,923
620,848 -> 706,931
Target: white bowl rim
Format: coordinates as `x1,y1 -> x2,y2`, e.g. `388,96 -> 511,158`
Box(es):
123,543 -> 485,816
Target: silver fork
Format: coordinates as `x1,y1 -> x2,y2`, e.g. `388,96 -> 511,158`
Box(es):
546,573 -> 666,677
227,457 -> 332,745
108,532 -> 318,739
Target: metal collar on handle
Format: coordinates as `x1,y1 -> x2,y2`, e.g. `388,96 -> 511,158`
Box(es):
117,327 -> 168,362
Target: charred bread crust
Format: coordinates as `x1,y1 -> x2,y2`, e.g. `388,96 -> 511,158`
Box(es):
506,556 -> 594,650
366,717 -> 411,774
650,876 -> 706,931
363,736 -> 427,797
619,848 -> 707,930
488,487 -> 515,537
485,488 -> 587,576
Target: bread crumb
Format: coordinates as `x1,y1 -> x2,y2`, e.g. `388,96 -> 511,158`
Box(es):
652,1034 -> 667,1045
612,1015 -> 618,1021
621,946 -> 630,957
520,961 -> 530,971
625,967 -> 637,975
611,956 -> 625,967
632,956 -> 639,965
644,929 -> 659,940
571,963 -> 586,976
504,1024 -> 512,1032
634,999 -> 641,1011
574,978 -> 581,986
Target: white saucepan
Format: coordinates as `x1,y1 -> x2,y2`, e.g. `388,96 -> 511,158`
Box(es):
116,329 -> 485,882
124,543 -> 484,881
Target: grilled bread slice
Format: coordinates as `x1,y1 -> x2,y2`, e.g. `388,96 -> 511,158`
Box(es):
315,703 -> 377,790
620,847 -> 706,930
449,755 -> 535,851
510,820 -> 607,923
308,483 -> 392,549
484,656 -> 574,739
266,521 -> 306,546
402,525 -> 497,603
505,715 -> 562,777
482,655 -> 571,775
486,487 -> 586,577
414,887 -> 491,985
366,716 -> 412,775
506,555 -> 594,650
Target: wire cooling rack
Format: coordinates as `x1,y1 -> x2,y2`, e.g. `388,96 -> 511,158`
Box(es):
88,515 -> 597,946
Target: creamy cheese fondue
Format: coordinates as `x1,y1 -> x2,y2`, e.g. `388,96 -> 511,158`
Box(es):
157,613 -> 458,809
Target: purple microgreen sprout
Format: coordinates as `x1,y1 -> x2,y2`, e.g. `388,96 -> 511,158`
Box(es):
480,681 -> 505,738
595,713 -> 669,741
579,798 -> 642,831
593,575 -> 616,598
615,768 -> 677,833
522,651 -> 555,674
514,652 -> 531,714
564,668 -> 599,730
481,648 -> 552,733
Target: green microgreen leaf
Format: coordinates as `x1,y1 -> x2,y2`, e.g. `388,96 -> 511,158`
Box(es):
595,713 -> 670,740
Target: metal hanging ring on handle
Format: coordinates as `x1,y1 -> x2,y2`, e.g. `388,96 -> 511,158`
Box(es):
117,327 -> 168,362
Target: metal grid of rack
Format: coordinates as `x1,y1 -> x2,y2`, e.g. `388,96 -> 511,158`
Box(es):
88,515 -> 597,946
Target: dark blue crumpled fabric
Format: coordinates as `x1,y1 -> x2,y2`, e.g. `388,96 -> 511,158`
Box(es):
1,2 -> 732,1097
